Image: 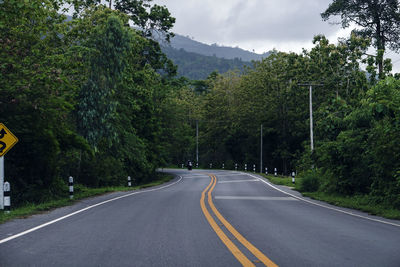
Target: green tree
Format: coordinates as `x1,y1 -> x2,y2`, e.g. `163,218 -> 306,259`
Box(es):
77,13 -> 131,149
200,71 -> 241,166
114,0 -> 175,42
321,0 -> 400,78
0,0 -> 86,204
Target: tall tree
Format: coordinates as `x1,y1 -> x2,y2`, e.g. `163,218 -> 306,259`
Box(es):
114,0 -> 175,42
321,0 -> 400,78
77,13 -> 131,149
71,0 -> 175,42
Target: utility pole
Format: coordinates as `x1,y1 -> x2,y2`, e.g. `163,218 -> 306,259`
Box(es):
196,120 -> 199,166
260,124 -> 263,173
298,83 -> 323,152
309,84 -> 314,151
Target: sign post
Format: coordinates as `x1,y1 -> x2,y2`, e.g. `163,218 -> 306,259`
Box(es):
0,156 -> 3,210
0,123 -> 18,210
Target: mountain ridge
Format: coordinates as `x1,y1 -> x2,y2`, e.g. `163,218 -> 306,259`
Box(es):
163,33 -> 270,62
159,34 -> 271,80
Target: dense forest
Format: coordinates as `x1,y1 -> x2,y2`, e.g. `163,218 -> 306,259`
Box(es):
1,0 -> 400,211
1,0 -> 179,205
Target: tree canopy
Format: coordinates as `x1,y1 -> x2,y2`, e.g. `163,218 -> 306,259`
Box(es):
321,0 -> 400,78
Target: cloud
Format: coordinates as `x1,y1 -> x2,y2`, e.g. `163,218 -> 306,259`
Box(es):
225,0 -> 338,40
153,0 -> 347,53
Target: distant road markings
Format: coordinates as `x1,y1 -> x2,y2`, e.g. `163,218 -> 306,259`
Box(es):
183,175 -> 210,179
210,174 -> 244,177
200,175 -> 278,267
214,196 -> 297,201
218,179 -> 259,184
184,173 -> 244,179
0,176 -> 183,245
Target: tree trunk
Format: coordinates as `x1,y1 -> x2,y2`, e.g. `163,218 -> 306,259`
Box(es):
376,20 -> 385,79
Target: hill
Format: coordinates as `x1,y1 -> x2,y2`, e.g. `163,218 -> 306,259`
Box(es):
160,34 -> 270,80
167,34 -> 270,61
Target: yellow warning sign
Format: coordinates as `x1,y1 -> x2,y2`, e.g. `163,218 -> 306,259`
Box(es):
0,123 -> 18,157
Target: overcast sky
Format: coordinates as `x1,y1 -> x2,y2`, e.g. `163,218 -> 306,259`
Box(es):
153,0 -> 347,52
153,0 -> 400,71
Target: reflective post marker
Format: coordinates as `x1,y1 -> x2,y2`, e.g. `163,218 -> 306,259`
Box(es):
274,168 -> 277,177
292,172 -> 295,184
128,176 -> 131,187
265,167 -> 268,175
4,181 -> 10,213
235,163 -> 237,171
222,163 -> 224,169
253,164 -> 256,173
245,164 -> 247,171
69,176 -> 74,199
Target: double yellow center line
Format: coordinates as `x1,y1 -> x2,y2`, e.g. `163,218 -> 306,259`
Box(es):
200,174 -> 278,267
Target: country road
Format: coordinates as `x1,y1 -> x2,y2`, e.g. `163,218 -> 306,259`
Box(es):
1,169 -> 400,266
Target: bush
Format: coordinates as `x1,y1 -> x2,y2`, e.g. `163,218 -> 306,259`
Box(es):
299,169 -> 322,192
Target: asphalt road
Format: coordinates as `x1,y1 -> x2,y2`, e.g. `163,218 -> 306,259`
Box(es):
1,169 -> 400,266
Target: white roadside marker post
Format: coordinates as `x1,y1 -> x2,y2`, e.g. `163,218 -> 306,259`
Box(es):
4,181 -> 10,213
253,164 -> 256,173
128,176 -> 131,187
274,168 -> 277,177
244,164 -> 247,171
222,163 -> 224,169
69,176 -> 74,199
265,167 -> 268,175
292,172 -> 296,184
235,163 -> 237,171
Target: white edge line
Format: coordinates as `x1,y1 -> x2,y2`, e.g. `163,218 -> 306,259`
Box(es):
245,173 -> 400,228
0,176 -> 183,244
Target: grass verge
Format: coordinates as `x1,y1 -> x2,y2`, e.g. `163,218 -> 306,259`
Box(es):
259,173 -> 400,220
260,174 -> 300,188
301,192 -> 400,220
0,173 -> 174,224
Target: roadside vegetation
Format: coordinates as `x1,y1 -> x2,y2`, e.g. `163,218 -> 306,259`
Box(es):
257,172 -> 400,220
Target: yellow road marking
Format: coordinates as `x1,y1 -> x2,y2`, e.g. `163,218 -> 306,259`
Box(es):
208,175 -> 278,267
200,176 -> 255,266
